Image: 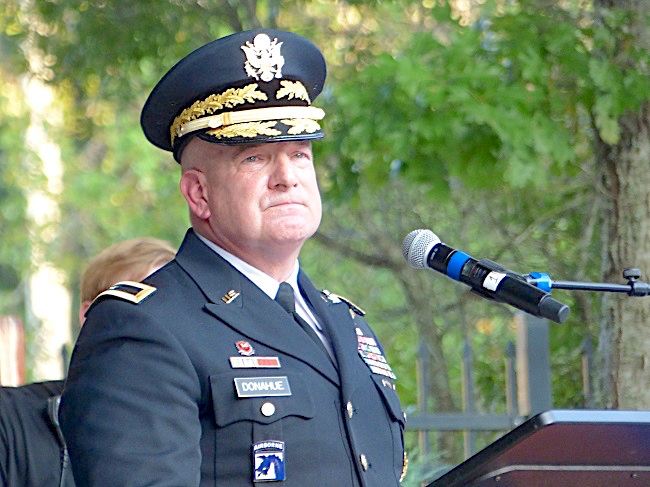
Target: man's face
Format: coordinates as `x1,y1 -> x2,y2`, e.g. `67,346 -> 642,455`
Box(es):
182,138 -> 322,259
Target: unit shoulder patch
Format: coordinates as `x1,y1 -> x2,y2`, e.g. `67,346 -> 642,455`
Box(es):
321,289 -> 366,316
93,281 -> 157,305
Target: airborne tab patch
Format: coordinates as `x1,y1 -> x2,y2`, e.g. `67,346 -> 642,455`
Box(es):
94,281 -> 157,305
253,440 -> 286,482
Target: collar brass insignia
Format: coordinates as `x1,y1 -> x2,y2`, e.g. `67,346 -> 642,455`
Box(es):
222,289 -> 240,304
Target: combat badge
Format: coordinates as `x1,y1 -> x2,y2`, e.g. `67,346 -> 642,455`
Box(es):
253,440 -> 285,482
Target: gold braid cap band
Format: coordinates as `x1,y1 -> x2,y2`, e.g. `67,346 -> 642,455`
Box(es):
173,105 -> 325,145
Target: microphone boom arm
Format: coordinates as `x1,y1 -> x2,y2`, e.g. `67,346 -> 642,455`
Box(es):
527,268 -> 650,297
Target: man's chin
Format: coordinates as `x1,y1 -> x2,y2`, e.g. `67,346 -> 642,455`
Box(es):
269,222 -> 318,245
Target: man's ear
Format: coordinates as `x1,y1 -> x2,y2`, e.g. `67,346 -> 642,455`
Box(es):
180,169 -> 211,220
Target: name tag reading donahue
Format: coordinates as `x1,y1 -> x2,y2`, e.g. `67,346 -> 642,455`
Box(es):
234,376 -> 292,398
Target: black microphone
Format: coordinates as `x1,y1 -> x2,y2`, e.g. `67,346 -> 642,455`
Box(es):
402,229 -> 570,323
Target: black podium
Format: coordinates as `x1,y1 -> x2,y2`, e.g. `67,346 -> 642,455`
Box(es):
428,409 -> 650,486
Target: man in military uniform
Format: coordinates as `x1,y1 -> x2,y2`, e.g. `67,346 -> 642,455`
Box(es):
60,29 -> 406,486
0,237 -> 175,487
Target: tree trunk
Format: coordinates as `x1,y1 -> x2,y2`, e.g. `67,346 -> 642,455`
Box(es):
596,0 -> 650,410
598,100 -> 650,408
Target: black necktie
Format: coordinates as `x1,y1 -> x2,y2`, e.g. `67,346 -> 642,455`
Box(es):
275,282 -> 329,356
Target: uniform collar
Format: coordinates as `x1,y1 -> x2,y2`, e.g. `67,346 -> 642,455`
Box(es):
194,232 -> 299,300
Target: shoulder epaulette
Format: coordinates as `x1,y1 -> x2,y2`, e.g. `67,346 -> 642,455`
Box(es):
93,281 -> 157,305
321,289 -> 366,316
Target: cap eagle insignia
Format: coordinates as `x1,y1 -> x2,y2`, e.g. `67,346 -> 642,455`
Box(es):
241,34 -> 285,82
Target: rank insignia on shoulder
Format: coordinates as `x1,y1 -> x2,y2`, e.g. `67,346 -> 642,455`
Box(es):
94,281 -> 157,305
321,290 -> 366,316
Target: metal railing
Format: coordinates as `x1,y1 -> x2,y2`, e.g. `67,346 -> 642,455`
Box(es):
405,313 -> 594,459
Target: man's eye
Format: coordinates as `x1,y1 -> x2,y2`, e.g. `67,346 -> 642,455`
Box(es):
244,155 -> 259,163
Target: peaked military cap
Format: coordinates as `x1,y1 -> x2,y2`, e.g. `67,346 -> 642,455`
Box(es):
141,29 -> 327,161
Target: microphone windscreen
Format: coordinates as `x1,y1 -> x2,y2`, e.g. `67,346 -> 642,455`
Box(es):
402,229 -> 441,269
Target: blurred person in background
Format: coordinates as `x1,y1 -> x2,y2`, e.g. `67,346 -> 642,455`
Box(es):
0,237 -> 176,487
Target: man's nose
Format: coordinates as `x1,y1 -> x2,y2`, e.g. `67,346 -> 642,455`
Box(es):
270,154 -> 298,188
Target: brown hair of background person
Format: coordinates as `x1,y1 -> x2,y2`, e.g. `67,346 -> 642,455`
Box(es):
0,237 -> 176,487
79,237 -> 177,324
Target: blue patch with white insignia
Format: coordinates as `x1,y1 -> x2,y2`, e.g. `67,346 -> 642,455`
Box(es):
253,440 -> 285,482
